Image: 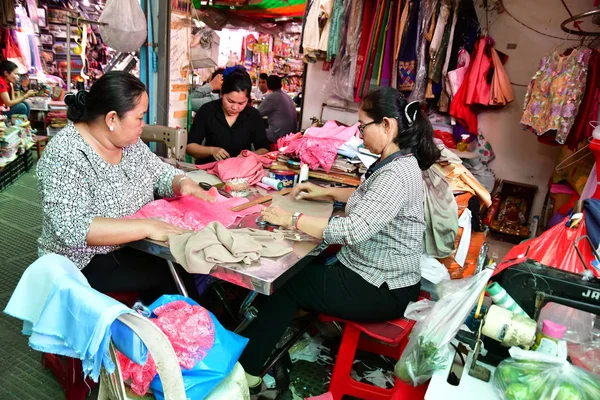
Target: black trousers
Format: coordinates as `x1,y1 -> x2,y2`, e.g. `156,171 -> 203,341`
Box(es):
238,260 -> 420,375
82,247 -> 200,304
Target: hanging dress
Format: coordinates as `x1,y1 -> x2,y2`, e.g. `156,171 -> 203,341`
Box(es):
397,0 -> 421,92
521,48 -> 592,145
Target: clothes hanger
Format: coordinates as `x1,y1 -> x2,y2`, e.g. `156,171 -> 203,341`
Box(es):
555,138 -> 593,171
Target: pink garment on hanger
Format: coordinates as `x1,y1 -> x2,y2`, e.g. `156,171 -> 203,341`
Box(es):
126,188 -> 263,231
447,49 -> 470,97
281,121 -> 360,172
196,150 -> 277,185
117,301 -> 216,396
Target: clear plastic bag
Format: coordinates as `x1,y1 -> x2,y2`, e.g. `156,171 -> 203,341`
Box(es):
322,0 -> 363,102
395,268 -> 494,386
98,0 -> 147,53
493,347 -> 600,400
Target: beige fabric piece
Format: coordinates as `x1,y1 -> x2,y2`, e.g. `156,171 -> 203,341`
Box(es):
271,194 -> 334,218
169,222 -> 292,274
432,163 -> 492,207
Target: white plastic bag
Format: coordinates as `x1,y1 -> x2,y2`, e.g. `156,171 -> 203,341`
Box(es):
395,268 -> 493,386
420,255 -> 451,284
98,0 -> 147,53
493,346 -> 600,400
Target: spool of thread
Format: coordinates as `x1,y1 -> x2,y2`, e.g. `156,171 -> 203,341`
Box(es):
482,305 -> 537,349
299,163 -> 309,183
262,177 -> 283,191
486,282 -> 529,318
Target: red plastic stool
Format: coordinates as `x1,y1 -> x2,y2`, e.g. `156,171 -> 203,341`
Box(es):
319,293 -> 430,400
41,292 -> 139,400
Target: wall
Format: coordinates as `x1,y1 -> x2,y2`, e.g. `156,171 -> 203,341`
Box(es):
301,0 -> 595,218
168,12 -> 192,128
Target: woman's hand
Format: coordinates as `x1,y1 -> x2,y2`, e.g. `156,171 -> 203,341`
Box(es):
261,206 -> 293,227
291,182 -> 332,201
210,147 -> 230,161
144,220 -> 187,241
25,89 -> 37,98
179,178 -> 216,202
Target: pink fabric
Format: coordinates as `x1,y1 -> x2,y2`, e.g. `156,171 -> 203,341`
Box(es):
126,188 -> 263,231
280,121 -> 360,172
196,150 -> 278,185
117,301 -> 216,395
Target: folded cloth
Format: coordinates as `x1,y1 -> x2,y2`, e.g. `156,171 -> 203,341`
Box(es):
126,188 -> 263,231
423,167 -> 458,258
3,254 -> 134,381
432,162 -> 492,207
196,150 -> 278,185
169,221 -> 293,274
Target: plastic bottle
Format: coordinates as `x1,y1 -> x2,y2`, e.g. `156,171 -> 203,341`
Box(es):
533,320 -> 566,356
486,282 -> 529,317
457,134 -> 470,152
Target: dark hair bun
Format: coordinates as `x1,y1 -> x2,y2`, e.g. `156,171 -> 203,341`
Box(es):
65,91 -> 88,122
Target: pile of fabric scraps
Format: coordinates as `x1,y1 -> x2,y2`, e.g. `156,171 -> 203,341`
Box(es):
169,221 -> 293,274
117,300 -> 216,395
4,254 -> 135,382
126,188 -> 263,231
196,150 -> 277,185
433,146 -> 492,207
279,121 -> 359,172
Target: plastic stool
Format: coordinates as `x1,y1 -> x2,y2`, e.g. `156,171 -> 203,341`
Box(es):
319,293 -> 430,400
41,291 -> 139,400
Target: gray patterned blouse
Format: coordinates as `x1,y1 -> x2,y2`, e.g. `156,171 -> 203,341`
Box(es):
36,124 -> 183,269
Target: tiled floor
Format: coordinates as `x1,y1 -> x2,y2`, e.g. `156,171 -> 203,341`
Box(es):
0,165 -> 64,399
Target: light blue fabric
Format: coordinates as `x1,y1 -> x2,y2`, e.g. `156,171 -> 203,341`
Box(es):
4,254 -> 136,381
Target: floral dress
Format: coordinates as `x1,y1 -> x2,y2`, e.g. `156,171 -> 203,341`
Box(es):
521,48 -> 592,144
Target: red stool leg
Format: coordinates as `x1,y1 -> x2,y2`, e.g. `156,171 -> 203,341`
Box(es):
329,324 -> 360,400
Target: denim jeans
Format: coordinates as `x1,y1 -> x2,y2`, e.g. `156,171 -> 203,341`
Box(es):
2,101 -> 31,118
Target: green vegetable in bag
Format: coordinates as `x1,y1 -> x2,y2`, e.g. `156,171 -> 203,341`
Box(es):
505,383 -> 534,400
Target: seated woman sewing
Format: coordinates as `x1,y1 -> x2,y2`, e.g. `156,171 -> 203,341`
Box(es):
36,71 -> 213,301
186,69 -> 270,165
238,86 -> 440,389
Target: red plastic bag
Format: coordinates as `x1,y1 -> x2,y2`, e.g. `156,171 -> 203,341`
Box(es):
434,130 -> 456,149
495,215 -> 599,278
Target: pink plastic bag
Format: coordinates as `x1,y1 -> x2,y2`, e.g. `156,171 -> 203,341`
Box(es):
117,301 -> 216,395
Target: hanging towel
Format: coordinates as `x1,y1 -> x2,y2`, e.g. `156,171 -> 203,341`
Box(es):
4,254 -> 134,381
169,222 -> 293,274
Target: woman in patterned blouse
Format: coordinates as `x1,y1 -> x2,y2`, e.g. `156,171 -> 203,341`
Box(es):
36,72 -> 213,301
239,87 -> 441,390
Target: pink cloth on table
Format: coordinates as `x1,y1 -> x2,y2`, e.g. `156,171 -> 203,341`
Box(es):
196,150 -> 277,185
281,121 -> 360,172
126,187 -> 263,231
117,301 -> 216,396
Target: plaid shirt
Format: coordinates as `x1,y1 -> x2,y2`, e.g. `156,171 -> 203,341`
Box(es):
323,155 -> 424,290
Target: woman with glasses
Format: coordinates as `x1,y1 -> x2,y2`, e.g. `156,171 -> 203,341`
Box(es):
238,86 -> 440,391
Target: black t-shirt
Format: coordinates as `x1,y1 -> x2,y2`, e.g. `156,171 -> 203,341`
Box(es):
188,99 -> 270,164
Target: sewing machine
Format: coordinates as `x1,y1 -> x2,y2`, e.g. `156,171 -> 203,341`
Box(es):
140,124 -> 187,165
496,259 -> 600,319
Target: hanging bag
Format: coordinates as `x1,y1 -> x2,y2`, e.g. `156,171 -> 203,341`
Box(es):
98,0 -> 147,53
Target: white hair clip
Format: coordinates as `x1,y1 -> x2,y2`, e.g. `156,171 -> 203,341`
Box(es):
405,101 -> 420,126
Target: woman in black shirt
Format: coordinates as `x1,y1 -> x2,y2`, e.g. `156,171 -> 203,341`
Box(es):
186,70 -> 270,164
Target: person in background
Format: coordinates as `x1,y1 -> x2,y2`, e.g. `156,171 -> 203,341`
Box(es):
186,70 -> 270,164
0,60 -> 36,117
36,71 -> 213,302
258,75 -> 298,143
238,86 -> 440,391
191,68 -> 224,112
253,73 -> 269,101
